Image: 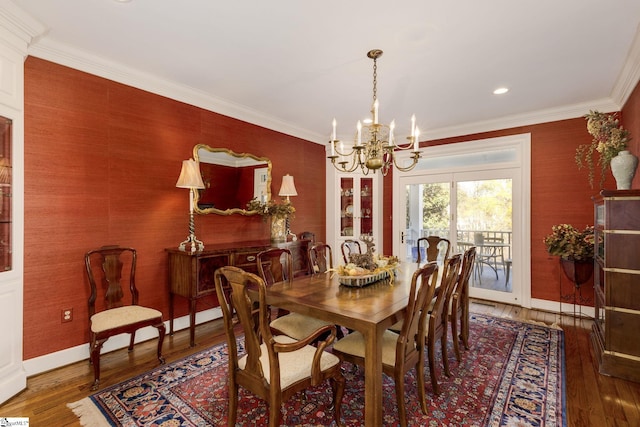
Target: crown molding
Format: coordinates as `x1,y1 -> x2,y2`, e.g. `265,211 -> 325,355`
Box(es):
0,0 -> 46,54
27,38 -> 324,143
423,98 -> 620,141
611,23 -> 640,107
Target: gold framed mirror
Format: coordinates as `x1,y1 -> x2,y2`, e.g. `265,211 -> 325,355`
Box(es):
192,145 -> 272,215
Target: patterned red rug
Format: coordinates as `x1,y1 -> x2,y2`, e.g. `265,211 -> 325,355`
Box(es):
69,313 -> 565,426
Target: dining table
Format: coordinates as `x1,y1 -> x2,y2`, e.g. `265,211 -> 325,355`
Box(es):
265,266 -> 417,426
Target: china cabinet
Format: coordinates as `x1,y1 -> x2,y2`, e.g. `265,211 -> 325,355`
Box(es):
326,168 -> 382,259
591,189 -> 640,382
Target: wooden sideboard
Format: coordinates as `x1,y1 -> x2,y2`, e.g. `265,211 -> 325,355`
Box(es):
591,189 -> 640,382
166,239 -> 310,346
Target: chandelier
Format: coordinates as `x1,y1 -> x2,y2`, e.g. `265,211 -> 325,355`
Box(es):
327,49 -> 421,176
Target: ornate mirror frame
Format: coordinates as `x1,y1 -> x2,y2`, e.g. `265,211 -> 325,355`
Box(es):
192,144 -> 272,216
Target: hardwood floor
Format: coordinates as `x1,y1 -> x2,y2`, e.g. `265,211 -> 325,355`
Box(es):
1,300 -> 639,426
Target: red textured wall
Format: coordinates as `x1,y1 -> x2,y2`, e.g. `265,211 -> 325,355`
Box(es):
23,57 -> 326,360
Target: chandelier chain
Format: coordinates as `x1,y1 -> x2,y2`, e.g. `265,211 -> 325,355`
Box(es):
372,56 -> 377,103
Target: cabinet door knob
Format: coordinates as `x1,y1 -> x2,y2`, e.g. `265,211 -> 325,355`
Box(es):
247,255 -> 256,262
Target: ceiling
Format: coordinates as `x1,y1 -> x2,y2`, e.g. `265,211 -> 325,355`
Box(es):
13,0 -> 640,144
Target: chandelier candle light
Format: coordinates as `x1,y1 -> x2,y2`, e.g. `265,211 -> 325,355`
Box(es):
328,49 -> 421,176
176,159 -> 205,252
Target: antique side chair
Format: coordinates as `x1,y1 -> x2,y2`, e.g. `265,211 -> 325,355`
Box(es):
214,266 -> 345,427
84,245 -> 165,390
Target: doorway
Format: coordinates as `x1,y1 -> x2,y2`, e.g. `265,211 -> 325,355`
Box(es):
393,134 -> 531,306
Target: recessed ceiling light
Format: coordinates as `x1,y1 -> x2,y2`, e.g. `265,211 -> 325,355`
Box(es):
493,87 -> 509,95
114,0 -> 131,3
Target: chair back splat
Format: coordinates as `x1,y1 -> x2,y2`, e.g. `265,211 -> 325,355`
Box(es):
416,236 -> 450,264
257,247 -> 293,286
308,243 -> 334,274
340,239 -> 362,264
215,266 -> 345,427
85,245 -> 165,390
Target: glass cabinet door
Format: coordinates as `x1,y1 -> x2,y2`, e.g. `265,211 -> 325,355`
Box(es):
340,177 -> 354,237
339,176 -> 375,238
0,118 -> 11,271
359,177 -> 373,236
328,170 -> 381,259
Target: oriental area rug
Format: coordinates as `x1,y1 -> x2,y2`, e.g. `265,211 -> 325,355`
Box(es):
68,313 -> 565,426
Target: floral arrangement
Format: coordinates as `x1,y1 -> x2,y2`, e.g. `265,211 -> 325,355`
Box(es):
246,198 -> 295,219
543,224 -> 594,261
575,110 -> 630,188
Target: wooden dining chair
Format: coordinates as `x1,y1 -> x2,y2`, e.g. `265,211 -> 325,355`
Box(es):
84,245 -> 166,390
214,266 -> 345,427
416,236 -> 451,264
257,247 -> 334,340
308,243 -> 333,274
449,246 -> 476,361
332,262 -> 439,427
299,231 -> 316,243
426,253 -> 461,395
341,239 -> 362,264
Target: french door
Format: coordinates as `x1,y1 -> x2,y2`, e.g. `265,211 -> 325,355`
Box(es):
393,134 -> 531,307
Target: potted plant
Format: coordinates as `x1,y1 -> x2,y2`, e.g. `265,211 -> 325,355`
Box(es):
575,110 -> 631,189
246,198 -> 296,242
543,224 -> 595,286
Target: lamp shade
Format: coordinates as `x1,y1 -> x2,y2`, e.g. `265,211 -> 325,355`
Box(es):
278,174 -> 298,197
176,159 -> 205,189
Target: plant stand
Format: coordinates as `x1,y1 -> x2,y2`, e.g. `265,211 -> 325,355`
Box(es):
558,258 -> 594,319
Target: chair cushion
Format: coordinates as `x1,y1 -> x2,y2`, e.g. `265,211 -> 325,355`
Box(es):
90,305 -> 162,333
270,313 -> 333,341
238,335 -> 341,388
333,330 -> 400,366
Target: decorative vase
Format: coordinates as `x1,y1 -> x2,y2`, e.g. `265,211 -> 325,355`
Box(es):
560,258 -> 593,288
270,216 -> 287,242
610,150 -> 638,190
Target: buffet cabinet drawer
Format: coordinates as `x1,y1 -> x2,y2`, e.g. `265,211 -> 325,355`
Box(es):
604,233 -> 640,270
233,250 -> 261,274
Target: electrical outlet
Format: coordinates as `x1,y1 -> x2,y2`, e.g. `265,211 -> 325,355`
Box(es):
61,308 -> 73,323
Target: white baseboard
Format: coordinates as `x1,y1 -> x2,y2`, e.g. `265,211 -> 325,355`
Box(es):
530,297 -> 595,318
22,308 -> 222,377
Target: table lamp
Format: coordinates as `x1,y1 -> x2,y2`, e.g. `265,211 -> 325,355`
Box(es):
278,174 -> 297,237
176,159 -> 205,252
